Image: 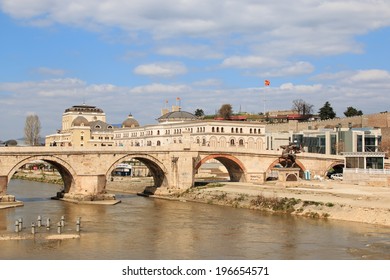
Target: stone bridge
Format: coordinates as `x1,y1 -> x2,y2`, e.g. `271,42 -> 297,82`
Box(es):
0,145 -> 343,202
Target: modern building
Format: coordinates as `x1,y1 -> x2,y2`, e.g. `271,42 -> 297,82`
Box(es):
265,126 -> 382,155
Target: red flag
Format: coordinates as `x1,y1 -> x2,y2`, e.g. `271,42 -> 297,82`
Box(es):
264,80 -> 270,86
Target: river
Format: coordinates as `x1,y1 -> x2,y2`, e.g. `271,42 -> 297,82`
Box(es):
1,179 -> 389,260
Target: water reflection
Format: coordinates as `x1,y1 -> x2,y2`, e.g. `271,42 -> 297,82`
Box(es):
1,179 -> 390,260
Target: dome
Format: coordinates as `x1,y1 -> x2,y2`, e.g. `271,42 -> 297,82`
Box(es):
122,114 -> 140,128
72,116 -> 89,127
157,110 -> 197,123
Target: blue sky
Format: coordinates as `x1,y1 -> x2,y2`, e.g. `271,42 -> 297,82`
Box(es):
1,0 -> 390,140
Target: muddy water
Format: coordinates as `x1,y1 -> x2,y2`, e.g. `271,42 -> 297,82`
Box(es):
1,180 -> 389,260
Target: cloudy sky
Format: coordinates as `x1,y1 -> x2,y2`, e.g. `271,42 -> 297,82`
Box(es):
1,0 -> 390,140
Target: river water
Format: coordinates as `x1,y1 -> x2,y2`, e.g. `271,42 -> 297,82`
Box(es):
1,179 -> 390,260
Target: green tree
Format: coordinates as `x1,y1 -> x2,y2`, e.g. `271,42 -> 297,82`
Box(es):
318,101 -> 336,120
344,106 -> 363,117
194,108 -> 205,118
218,104 -> 233,119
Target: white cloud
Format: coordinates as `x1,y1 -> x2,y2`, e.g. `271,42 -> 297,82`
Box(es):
2,0 -> 390,57
157,44 -> 223,59
222,56 -> 280,69
130,83 -> 191,94
261,61 -> 315,77
34,67 -> 66,77
279,83 -> 323,93
134,62 -> 187,77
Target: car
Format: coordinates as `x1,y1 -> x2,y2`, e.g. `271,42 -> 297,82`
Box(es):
330,173 -> 343,180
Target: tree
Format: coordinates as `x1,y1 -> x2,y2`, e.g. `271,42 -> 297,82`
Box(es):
194,108 -> 205,118
318,101 -> 336,120
344,106 -> 363,117
218,104 -> 233,119
24,114 -> 41,146
292,99 -> 314,115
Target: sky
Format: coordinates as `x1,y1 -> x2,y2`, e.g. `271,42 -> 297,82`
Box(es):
1,0 -> 390,140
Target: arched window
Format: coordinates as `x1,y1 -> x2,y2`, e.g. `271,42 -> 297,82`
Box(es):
157,130 -> 160,135
250,129 -> 252,133
230,139 -> 235,146
157,141 -> 161,146
231,128 -> 234,133
212,127 -> 215,132
240,128 -> 243,133
239,139 -> 244,146
235,128 -> 238,133
221,127 -> 224,133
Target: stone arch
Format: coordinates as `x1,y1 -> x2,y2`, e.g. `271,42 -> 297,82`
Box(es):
324,160 -> 345,177
209,136 -> 218,147
266,158 -> 306,179
7,155 -> 77,194
247,137 -> 255,149
106,154 -> 169,191
195,154 -> 247,182
219,136 -> 227,148
256,138 -> 264,150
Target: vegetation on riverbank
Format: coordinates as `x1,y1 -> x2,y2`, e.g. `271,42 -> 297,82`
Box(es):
12,172 -> 63,185
174,184 -> 336,221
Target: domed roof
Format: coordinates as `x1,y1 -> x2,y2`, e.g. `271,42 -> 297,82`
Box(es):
157,110 -> 197,123
122,114 -> 140,128
72,116 -> 89,127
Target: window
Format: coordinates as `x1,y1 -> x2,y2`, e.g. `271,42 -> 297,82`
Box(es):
157,141 -> 161,146
216,127 -> 219,132
212,127 -> 215,132
239,139 -> 244,146
230,139 -> 235,146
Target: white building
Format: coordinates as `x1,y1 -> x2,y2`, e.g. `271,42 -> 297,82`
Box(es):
114,106 -> 266,149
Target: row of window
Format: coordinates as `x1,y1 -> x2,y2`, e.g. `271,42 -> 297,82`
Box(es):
115,126 -> 263,139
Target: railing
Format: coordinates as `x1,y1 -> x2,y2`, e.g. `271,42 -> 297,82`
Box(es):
343,168 -> 390,175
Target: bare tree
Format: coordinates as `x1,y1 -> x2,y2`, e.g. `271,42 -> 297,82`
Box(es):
292,99 -> 314,115
218,104 -> 233,119
24,114 -> 41,146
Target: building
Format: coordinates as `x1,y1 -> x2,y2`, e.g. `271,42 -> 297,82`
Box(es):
114,105 -> 266,149
266,126 -> 382,155
45,104 -> 115,147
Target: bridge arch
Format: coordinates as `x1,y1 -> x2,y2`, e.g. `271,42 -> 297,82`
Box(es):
266,158 -> 306,179
7,155 -> 77,193
195,154 -> 247,182
324,160 -> 345,177
106,153 -> 169,192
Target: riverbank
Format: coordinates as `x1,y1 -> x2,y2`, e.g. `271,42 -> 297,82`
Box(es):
167,181 -> 390,227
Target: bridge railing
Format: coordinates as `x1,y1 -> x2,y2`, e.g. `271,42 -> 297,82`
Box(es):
343,168 -> 390,175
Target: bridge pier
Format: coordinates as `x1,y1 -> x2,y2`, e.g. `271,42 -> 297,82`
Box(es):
0,175 -> 20,206
56,174 -> 117,202
0,176 -> 7,196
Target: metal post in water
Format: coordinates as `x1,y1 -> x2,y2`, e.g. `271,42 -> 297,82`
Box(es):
15,220 -> 19,233
61,215 -> 65,227
46,218 -> 50,230
31,223 -> 35,235
57,222 -> 61,234
37,216 -> 42,228
18,218 -> 23,231
76,218 -> 81,233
